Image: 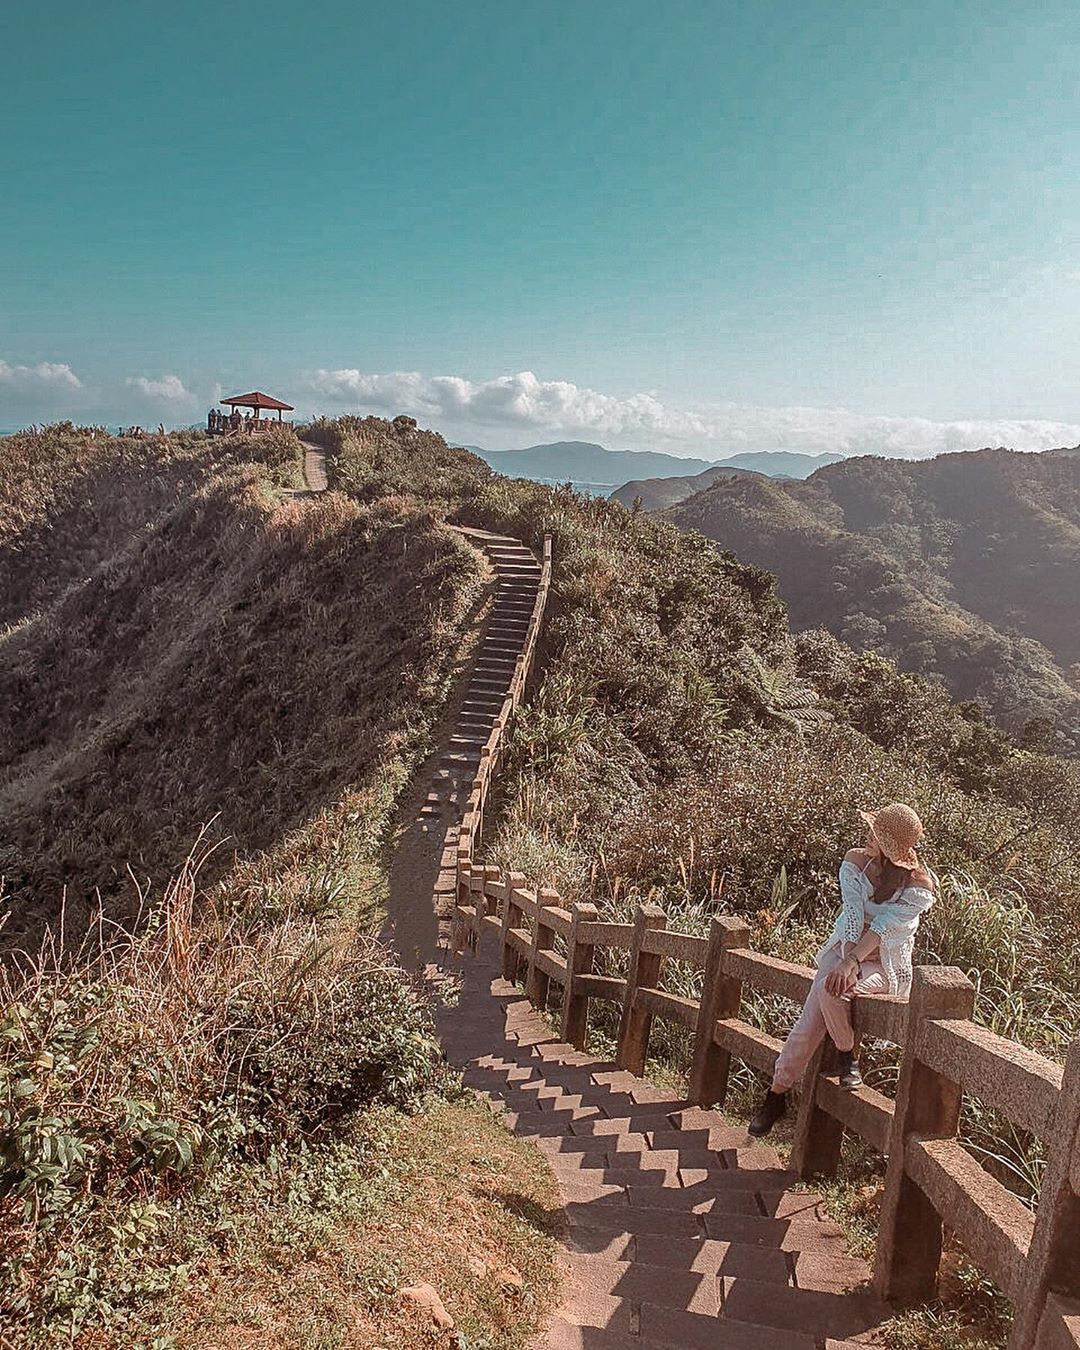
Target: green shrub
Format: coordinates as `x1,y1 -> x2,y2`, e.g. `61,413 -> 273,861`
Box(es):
0,855 -> 440,1341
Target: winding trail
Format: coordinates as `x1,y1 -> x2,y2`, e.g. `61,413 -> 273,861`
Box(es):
301,440 -> 328,491
379,526 -> 891,1348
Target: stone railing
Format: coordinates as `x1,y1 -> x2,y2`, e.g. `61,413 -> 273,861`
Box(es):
452,633 -> 1080,1350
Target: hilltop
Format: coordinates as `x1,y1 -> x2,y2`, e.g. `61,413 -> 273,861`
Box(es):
663,446 -> 1080,751
610,462 -> 763,510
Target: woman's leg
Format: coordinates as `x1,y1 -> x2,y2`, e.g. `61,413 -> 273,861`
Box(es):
819,960 -> 889,1053
771,950 -> 846,1093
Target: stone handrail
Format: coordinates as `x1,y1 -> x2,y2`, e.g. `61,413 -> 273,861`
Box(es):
454,856 -> 1079,1349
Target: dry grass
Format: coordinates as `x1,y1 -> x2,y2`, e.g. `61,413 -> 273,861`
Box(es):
0,843 -> 451,1343
0,423 -> 302,631
133,1100 -> 563,1350
0,428 -> 483,945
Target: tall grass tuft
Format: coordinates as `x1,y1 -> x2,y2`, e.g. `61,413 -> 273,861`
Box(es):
0,836 -> 440,1341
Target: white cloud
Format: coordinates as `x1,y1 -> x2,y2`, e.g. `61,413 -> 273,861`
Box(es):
0,359 -> 82,390
126,374 -> 193,403
304,366 -> 1080,458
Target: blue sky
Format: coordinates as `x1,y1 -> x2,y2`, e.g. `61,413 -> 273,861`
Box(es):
4,0 -> 1080,455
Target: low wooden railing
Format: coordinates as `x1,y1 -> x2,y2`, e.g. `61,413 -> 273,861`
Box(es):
451,568 -> 1079,1349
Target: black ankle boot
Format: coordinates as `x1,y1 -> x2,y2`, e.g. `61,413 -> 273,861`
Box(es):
837,1050 -> 863,1090
748,1089 -> 787,1137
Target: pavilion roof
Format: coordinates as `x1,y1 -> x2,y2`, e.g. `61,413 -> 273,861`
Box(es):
220,390 -> 295,411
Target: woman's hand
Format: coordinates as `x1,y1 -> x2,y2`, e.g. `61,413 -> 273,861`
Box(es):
825,956 -> 858,997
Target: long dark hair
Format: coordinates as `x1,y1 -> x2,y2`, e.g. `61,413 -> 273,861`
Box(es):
871,857 -> 913,903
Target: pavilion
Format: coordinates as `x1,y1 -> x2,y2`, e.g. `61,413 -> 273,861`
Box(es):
209,391 -> 295,435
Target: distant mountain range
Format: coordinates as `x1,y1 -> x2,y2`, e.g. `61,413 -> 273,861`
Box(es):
464,441 -> 844,493
662,446 -> 1080,750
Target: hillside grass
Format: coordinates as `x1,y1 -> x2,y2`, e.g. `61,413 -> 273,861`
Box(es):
662,449 -> 1080,751
0,427 -> 484,944
0,424 -> 563,1349
144,1100 -> 561,1350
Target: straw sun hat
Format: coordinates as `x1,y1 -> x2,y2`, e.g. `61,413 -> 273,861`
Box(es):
858,803 -> 924,870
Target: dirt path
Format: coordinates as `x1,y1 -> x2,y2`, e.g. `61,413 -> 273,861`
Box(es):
301,441 -> 328,491
281,440 -> 328,498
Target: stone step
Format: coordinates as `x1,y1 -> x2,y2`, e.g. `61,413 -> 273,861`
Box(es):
484,625 -> 529,637
637,1303 -> 816,1350
793,1250 -> 873,1293
540,1317 -> 643,1350
717,1277 -> 886,1342
632,1235 -> 792,1281
564,1201 -> 707,1241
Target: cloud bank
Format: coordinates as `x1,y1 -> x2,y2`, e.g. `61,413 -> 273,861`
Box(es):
126,374 -> 194,403
305,367 -> 1080,458
0,359 -> 82,391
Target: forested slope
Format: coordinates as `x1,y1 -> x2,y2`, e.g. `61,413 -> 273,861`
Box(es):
663,447 -> 1080,750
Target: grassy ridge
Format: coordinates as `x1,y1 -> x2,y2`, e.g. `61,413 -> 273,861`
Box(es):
0,424 -> 562,1348
0,425 -> 482,943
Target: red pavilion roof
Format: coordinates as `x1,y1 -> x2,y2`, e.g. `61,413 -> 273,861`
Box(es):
219,390 -> 294,411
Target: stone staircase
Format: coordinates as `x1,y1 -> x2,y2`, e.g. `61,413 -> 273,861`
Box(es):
437,946 -> 888,1350
384,526 -> 544,962
415,526 -> 888,1348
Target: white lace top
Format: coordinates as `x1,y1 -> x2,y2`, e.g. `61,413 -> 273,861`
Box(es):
816,859 -> 936,996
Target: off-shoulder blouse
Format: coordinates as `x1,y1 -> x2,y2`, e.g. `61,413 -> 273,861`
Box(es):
816,858 -> 936,996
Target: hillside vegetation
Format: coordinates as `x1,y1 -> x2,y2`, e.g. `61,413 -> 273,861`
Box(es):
609,463 -> 762,511
6,416 -> 1079,1346
662,447 -> 1080,751
0,425 -> 480,943
313,414 -> 1080,1344
0,424 -> 558,1349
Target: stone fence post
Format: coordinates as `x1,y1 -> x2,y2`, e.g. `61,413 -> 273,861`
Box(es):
873,966 -> 976,1303
616,904 -> 666,1076
500,870 -> 527,984
1013,1039 -> 1080,1349
525,887 -> 560,1011
561,902 -> 598,1050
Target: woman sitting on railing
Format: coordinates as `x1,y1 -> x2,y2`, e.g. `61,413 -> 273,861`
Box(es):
749,802 -> 937,1138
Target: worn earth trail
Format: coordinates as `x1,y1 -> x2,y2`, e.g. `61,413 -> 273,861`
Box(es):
281,439 -> 328,497
382,525 -> 893,1347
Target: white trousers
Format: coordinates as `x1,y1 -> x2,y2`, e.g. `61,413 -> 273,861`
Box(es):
771,944 -> 888,1094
